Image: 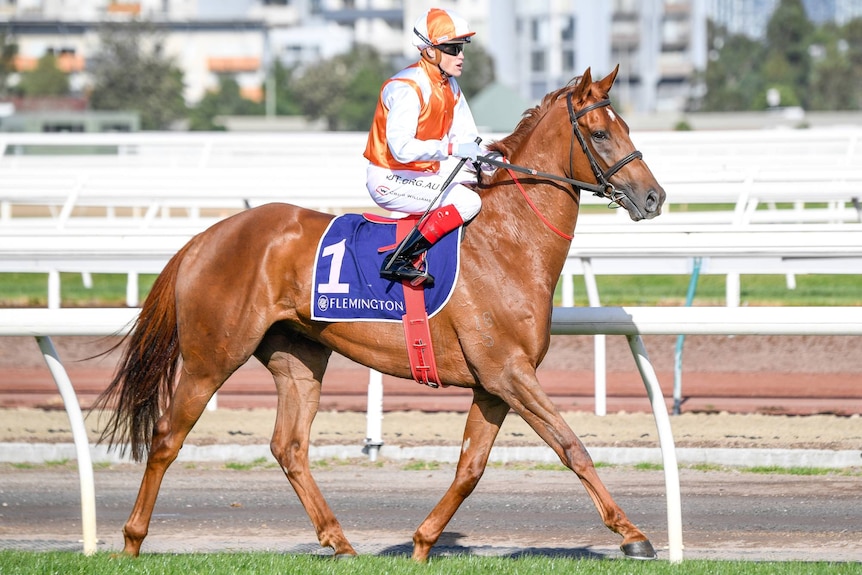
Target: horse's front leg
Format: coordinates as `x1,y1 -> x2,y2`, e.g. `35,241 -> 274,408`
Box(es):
412,388 -> 510,562
257,333 -> 357,558
492,361 -> 656,559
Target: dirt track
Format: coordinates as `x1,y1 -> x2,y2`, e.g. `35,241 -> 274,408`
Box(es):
1,332 -> 860,451
2,462 -> 861,562
1,333 -> 861,416
3,407 -> 861,452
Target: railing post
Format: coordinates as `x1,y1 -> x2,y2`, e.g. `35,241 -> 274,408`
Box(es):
364,370 -> 384,461
581,258 -> 607,416
126,271 -> 139,308
48,270 -> 61,310
673,257 -> 702,415
35,336 -> 98,555
626,334 -> 683,564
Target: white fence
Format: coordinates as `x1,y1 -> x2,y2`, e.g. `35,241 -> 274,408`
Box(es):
2,129 -> 861,228
0,132 -> 376,227
3,130 -> 861,299
3,222 -> 862,307
3,305 -> 862,561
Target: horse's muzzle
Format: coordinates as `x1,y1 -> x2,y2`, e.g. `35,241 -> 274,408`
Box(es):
622,187 -> 665,221
642,188 -> 665,219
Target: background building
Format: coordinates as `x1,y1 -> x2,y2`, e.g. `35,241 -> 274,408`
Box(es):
707,0 -> 862,35
2,0 -> 860,127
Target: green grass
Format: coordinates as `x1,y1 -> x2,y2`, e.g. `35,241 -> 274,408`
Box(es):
742,465 -> 838,476
402,460 -> 442,471
0,272 -> 158,307
633,462 -> 664,472
224,457 -> 274,471
0,551 -> 858,575
0,272 -> 859,308
556,274 -> 861,307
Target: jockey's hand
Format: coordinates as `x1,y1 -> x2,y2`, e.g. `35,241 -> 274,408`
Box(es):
466,150 -> 502,176
476,150 -> 502,174
450,140 -> 481,161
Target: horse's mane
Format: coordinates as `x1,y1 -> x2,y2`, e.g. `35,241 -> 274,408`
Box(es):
488,76 -> 582,159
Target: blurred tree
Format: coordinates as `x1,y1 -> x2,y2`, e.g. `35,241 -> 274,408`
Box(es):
752,83 -> 801,109
338,63 -> 385,131
263,59 -> 303,116
700,22 -> 765,111
805,23 -> 856,110
17,53 -> 70,96
88,21 -> 187,130
762,0 -> 812,107
843,18 -> 862,109
701,2 -> 862,112
458,41 -> 495,100
0,34 -> 17,98
188,76 -> 263,130
293,44 -> 393,131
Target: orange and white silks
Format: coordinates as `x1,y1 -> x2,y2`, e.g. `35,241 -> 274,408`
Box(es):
364,59 -> 478,173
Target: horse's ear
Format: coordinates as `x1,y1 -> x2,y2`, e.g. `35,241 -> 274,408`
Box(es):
596,64 -> 620,95
571,67 -> 593,102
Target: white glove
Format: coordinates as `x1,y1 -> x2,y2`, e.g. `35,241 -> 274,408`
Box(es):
450,140 -> 481,161
476,150 -> 502,174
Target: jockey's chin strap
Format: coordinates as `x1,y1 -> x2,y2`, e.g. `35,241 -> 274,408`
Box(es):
476,93 -> 643,209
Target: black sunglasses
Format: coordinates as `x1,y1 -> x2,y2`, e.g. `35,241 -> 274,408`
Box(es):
437,43 -> 465,56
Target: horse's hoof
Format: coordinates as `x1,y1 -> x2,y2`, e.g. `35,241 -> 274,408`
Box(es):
621,539 -> 657,560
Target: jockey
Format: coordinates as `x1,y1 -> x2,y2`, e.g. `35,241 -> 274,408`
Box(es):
364,7 -> 484,286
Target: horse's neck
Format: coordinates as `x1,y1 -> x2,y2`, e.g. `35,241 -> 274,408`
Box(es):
479,176 -> 577,288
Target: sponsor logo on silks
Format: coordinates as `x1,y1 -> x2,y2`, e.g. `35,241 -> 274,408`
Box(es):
374,185 -> 391,196
384,173 -> 441,190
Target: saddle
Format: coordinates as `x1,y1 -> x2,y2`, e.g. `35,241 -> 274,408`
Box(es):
311,213 -> 461,387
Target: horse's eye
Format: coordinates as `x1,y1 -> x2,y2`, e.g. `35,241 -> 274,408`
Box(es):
592,131 -> 607,141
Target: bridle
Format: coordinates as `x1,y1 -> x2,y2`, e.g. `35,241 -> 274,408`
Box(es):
566,92 -> 643,206
477,93 -> 643,207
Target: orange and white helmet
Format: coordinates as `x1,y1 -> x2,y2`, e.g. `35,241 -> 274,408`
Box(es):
412,8 -> 475,49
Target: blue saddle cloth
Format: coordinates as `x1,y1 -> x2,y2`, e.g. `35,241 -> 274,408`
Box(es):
311,214 -> 460,322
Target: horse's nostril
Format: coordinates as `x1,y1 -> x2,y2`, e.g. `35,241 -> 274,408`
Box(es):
645,190 -> 659,212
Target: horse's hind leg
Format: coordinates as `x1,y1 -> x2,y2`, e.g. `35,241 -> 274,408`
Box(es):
122,371 -> 225,555
412,388 -> 511,561
256,330 -> 357,557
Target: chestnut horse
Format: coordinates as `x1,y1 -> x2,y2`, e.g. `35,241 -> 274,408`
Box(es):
95,67 -> 665,560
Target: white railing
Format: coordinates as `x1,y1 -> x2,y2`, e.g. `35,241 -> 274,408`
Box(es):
3,223 -> 860,413
3,223 -> 861,307
563,223 -> 862,306
2,129 -> 861,227
557,222 -> 862,415
3,305 -> 862,561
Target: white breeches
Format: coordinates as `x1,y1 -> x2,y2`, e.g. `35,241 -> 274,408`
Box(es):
366,161 -> 481,221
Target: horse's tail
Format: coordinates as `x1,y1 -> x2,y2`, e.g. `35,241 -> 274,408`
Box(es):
93,242 -> 192,462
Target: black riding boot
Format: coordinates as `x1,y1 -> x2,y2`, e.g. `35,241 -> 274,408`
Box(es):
380,228 -> 435,286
